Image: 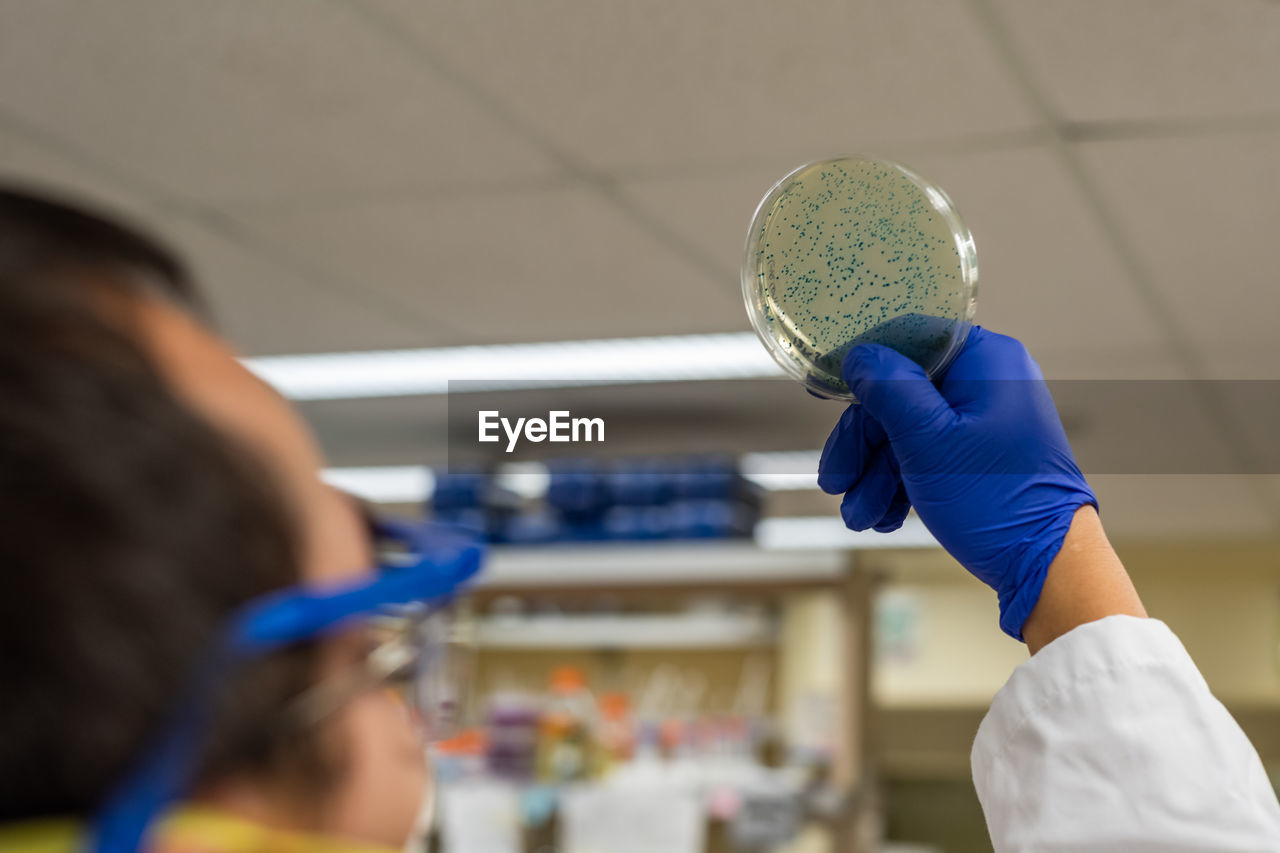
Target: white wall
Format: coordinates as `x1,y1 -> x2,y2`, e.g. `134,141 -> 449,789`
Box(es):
870,540 -> 1280,708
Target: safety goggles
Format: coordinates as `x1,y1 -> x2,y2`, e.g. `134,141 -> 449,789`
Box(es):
286,602 -> 474,741
90,518 -> 485,853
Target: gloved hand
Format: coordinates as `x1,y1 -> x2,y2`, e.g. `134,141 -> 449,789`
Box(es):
817,327 -> 1096,640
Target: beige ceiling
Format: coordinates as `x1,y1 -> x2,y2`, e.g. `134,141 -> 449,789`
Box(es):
1,0 -> 1278,539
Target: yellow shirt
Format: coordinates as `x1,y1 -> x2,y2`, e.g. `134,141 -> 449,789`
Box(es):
0,807 -> 401,853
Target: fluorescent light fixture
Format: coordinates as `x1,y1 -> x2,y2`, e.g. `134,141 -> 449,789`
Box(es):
322,451 -> 822,504
321,465 -> 434,504
739,450 -> 822,491
245,332 -> 784,401
755,515 -> 938,550
495,462 -> 552,500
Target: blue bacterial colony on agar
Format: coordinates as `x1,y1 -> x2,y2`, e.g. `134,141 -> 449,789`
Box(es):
743,156 -> 978,400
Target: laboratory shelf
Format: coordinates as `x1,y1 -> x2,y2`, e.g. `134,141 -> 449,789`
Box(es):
473,612 -> 778,650
475,516 -> 936,591
477,541 -> 848,590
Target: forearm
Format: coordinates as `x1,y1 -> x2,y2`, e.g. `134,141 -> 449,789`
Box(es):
1022,505 -> 1146,655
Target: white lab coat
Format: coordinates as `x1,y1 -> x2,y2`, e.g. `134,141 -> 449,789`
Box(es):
972,615 -> 1280,851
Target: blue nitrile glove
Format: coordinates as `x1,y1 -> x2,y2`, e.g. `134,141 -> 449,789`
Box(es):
817,327 -> 1097,640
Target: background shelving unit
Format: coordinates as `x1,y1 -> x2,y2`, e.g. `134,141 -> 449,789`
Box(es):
475,612 -> 778,650
460,540 -> 879,850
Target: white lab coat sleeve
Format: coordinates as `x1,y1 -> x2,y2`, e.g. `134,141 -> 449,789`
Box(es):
971,615 -> 1280,852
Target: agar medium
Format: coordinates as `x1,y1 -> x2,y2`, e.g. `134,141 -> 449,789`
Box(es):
742,156 -> 978,400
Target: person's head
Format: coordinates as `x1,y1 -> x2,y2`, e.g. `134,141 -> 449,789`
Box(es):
0,186 -> 432,846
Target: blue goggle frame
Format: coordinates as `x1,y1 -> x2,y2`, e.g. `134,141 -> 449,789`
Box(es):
90,520 -> 484,853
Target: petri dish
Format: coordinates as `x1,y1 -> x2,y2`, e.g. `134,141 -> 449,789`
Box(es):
742,155 -> 978,400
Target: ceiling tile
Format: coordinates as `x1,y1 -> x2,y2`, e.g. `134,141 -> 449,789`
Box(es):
623,146 -> 1178,377
235,186 -> 745,344
362,0 -> 1040,172
0,126 -> 443,356
902,147 -> 1177,377
1078,131 -> 1280,377
995,0 -> 1280,124
0,124 -> 156,221
0,1 -> 556,203
158,217 -> 440,356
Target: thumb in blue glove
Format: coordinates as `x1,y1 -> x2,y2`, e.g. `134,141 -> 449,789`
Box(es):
817,327 -> 1097,640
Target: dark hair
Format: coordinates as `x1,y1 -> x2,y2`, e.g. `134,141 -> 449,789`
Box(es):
0,185 -> 200,311
0,186 -> 325,819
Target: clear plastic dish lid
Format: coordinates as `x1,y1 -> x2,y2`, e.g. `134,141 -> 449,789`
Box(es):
742,155 -> 978,400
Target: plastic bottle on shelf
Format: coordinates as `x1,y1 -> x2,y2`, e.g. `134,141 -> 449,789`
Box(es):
484,691 -> 541,781
429,727 -> 487,784
536,666 -> 595,783
592,691 -> 635,776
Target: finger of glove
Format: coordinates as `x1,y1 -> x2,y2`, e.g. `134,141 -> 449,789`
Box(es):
843,344 -> 958,446
818,402 -> 889,495
871,484 -> 911,533
838,448 -> 902,531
